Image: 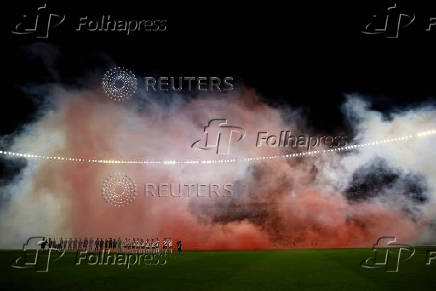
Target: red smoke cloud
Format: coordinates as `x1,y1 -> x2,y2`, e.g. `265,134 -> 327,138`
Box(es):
40,89 -> 427,249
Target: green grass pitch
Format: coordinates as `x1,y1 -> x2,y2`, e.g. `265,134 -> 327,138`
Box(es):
1,248 -> 435,290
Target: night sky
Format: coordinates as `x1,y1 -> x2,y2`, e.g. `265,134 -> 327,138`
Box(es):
3,1 -> 435,135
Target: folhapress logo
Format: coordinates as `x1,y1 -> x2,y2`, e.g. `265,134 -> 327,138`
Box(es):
11,236 -> 65,272
11,3 -> 65,39
360,236 -> 415,272
12,4 -> 167,38
362,3 -> 435,38
191,119 -> 246,155
360,236 -> 436,272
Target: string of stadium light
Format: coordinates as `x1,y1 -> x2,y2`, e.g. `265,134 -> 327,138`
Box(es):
0,129 -> 434,165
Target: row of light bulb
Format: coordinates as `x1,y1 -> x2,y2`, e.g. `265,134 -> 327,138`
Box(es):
0,129 -> 434,165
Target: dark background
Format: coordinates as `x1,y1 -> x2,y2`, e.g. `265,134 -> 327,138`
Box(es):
1,0 -> 435,136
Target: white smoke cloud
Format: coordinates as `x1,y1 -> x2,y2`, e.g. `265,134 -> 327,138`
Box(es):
0,70 -> 435,248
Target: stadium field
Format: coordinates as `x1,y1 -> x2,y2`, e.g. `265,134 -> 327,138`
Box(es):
1,248 -> 435,290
